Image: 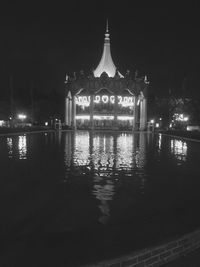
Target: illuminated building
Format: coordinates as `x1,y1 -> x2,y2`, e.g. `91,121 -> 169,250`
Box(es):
65,22 -> 149,130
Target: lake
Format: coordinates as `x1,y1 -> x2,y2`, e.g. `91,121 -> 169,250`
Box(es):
1,131 -> 200,266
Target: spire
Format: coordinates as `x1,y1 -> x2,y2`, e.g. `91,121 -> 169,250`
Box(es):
93,21 -> 123,78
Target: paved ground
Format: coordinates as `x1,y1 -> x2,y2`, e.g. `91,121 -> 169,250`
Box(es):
163,249 -> 200,266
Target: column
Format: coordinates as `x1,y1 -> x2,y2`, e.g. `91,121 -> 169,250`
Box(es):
69,98 -> 72,126
72,96 -> 76,129
90,95 -> 94,130
144,98 -> 147,130
67,91 -> 72,127
65,97 -> 69,126
132,96 -> 139,131
139,98 -> 147,131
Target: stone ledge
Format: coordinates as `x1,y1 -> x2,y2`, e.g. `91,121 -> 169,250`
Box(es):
82,228 -> 200,267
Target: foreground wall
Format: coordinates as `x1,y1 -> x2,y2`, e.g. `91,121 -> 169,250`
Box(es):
84,228 -> 200,267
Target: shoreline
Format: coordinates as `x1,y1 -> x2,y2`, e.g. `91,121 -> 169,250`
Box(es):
158,130 -> 200,142
1,128 -> 200,142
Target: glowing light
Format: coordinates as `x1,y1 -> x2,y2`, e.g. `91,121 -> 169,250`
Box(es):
93,115 -> 114,120
117,116 -> 133,120
0,120 -> 5,127
102,95 -> 109,103
94,95 -> 101,103
45,122 -> 48,126
169,123 -> 172,128
76,95 -> 134,107
110,95 -> 115,104
76,115 -> 90,120
118,96 -> 134,107
18,114 -> 27,120
187,125 -> 200,131
155,123 -> 159,128
150,119 -> 154,124
173,113 -> 189,122
76,96 -> 90,107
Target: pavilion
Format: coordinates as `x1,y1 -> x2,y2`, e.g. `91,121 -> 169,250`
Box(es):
64,22 -> 149,130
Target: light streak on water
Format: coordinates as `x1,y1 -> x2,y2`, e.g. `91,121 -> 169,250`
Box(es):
18,135 -> 27,160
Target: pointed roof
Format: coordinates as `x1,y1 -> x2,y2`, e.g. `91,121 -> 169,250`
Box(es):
93,21 -> 123,78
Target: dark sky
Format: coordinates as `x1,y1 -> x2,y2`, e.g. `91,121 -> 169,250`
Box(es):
0,1 -> 199,97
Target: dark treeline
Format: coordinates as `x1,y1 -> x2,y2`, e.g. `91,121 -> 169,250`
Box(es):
0,86 -> 64,123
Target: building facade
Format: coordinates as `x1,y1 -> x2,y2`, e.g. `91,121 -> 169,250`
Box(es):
65,22 -> 149,130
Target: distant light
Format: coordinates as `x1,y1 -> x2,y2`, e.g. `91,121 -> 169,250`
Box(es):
18,114 -> 27,120
0,120 -> 5,127
150,119 -> 154,124
173,113 -> 189,122
9,117 -> 12,120
187,125 -> 200,131
76,115 -> 90,120
169,123 -> 172,128
159,118 -> 162,120
93,115 -> 114,120
117,116 -> 133,120
45,122 -> 48,126
155,123 -> 159,128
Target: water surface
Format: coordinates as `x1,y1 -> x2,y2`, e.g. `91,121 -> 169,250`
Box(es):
1,131 -> 200,266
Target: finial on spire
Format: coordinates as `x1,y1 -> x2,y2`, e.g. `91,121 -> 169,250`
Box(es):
104,18 -> 110,43
106,19 -> 109,33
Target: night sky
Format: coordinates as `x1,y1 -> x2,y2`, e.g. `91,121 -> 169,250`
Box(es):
0,2 -> 199,98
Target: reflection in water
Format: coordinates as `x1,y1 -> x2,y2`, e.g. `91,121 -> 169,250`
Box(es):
116,134 -> 133,169
64,131 -> 147,224
7,137 -> 13,158
64,132 -> 147,174
158,133 -> 162,151
64,133 -> 72,168
171,139 -> 187,162
18,135 -> 27,160
137,133 -> 146,169
55,131 -> 62,145
6,136 -> 27,160
93,135 -> 114,172
74,132 -> 90,166
93,176 -> 115,224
